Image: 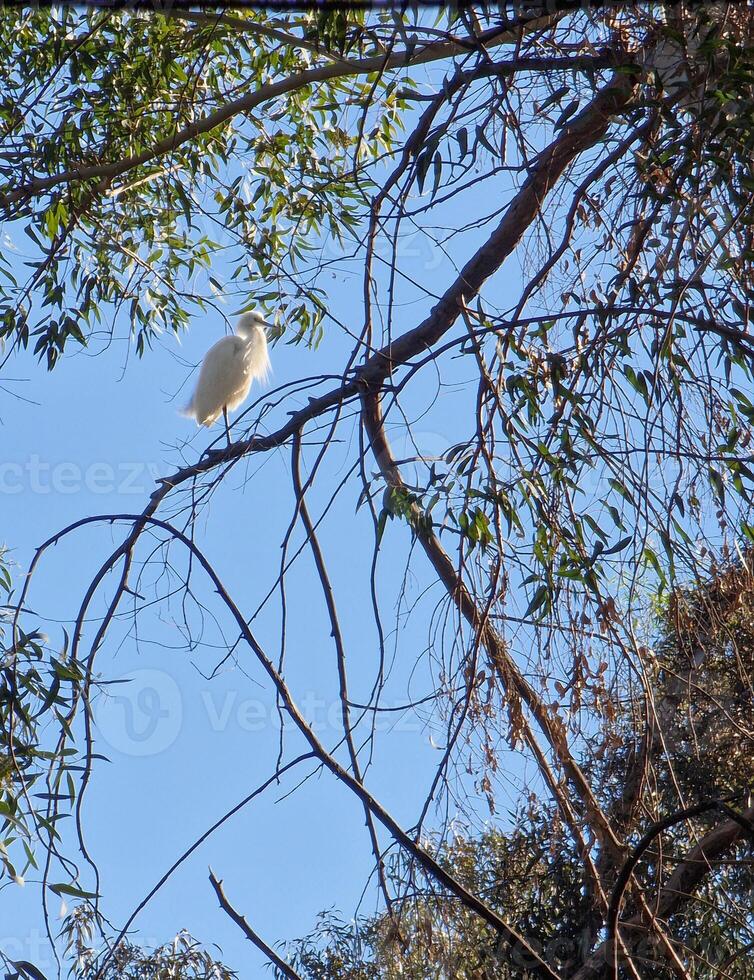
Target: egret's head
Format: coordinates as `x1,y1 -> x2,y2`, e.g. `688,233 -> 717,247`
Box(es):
236,311 -> 272,339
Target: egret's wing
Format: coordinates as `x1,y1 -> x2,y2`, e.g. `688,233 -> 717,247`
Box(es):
191,336 -> 246,425
225,329 -> 270,410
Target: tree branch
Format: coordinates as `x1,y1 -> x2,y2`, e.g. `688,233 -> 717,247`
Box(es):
209,869 -> 303,980
360,387 -> 623,861
354,68 -> 643,863
143,67 -> 641,515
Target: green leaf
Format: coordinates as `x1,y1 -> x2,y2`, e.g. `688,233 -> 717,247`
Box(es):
376,509 -> 388,546
49,882 -> 98,900
524,584 -> 549,619
602,535 -> 633,557
431,151 -> 443,197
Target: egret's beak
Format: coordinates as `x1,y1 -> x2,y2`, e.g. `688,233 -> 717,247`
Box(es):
260,320 -> 274,332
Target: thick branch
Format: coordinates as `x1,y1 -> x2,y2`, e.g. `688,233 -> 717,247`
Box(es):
355,69 -> 641,860
360,389 -> 622,860
368,69 -> 638,373
150,68 -> 641,507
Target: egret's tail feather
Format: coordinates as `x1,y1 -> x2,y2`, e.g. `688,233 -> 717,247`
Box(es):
179,398 -> 196,420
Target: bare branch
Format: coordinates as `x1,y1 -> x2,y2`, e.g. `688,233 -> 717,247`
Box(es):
209,869 -> 303,980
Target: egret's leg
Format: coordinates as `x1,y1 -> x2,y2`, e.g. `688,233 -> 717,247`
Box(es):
223,407 -> 231,448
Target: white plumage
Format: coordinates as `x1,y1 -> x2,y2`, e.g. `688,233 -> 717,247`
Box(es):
183,312 -> 271,440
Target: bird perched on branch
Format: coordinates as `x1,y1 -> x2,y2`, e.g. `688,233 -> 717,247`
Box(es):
182,311 -> 272,446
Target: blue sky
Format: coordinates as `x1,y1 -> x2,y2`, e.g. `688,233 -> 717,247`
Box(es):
0,188 -> 533,976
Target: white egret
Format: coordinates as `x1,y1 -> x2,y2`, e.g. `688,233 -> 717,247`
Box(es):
183,311 -> 272,446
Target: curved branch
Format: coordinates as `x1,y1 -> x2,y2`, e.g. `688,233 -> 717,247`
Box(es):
571,799 -> 754,980
139,67 -> 641,518
355,69 -> 644,863
27,511 -> 560,980
290,430 -> 395,917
